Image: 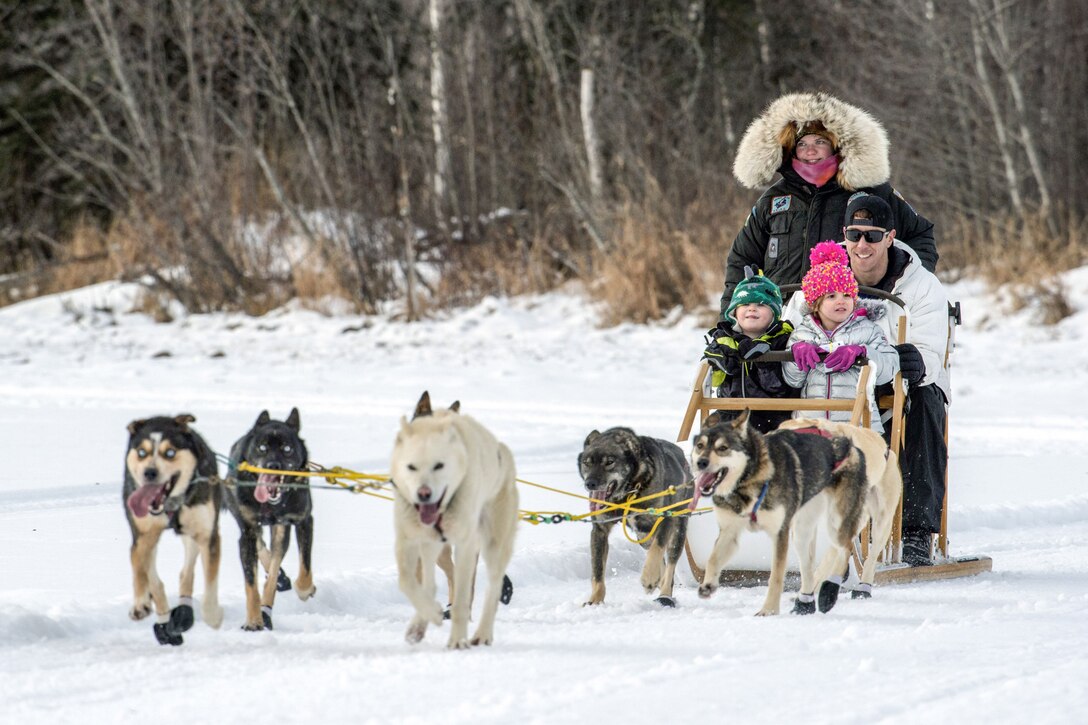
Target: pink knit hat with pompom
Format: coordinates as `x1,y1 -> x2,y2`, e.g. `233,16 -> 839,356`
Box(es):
801,241 -> 858,308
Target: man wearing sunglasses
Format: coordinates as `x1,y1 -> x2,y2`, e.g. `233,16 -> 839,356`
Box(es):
843,193 -> 951,567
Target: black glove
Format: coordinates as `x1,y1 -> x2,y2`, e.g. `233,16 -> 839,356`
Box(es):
736,337 -> 771,360
895,343 -> 925,385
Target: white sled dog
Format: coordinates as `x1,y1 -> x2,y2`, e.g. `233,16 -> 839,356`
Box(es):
389,391 -> 519,648
779,417 -> 902,609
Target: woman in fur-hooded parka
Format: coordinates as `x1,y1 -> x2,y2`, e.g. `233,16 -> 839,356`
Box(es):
719,93 -> 937,319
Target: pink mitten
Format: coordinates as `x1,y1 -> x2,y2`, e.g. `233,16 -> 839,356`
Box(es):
791,342 -> 823,372
824,344 -> 866,372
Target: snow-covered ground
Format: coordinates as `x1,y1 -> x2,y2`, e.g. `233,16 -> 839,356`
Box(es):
2,271 -> 1087,723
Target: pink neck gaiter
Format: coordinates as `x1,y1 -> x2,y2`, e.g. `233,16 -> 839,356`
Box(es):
792,154 -> 839,188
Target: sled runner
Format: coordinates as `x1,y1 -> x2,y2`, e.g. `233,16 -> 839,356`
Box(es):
677,287 -> 991,586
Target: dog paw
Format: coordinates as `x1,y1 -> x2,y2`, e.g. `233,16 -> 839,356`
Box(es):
241,621 -> 265,632
447,636 -> 472,650
166,603 -> 194,636
275,570 -> 292,592
129,603 -> 151,621
697,583 -> 717,599
405,617 -> 428,644
153,622 -> 184,646
296,584 -> 316,602
203,605 -> 224,630
817,580 -> 840,613
851,589 -> 872,600
755,608 -> 780,617
789,599 -> 815,616
470,629 -> 494,646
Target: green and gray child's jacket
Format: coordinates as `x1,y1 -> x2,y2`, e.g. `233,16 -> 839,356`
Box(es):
703,319 -> 797,434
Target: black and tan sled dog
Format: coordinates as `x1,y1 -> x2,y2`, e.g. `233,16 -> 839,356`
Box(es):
123,414 -> 223,645
689,410 -> 866,616
224,409 -> 315,631
578,427 -> 691,607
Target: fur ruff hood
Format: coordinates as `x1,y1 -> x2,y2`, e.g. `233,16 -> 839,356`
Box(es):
733,92 -> 890,191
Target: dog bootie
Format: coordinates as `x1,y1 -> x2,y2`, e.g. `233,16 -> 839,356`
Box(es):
261,605 -> 274,630
903,531 -> 934,567
817,579 -> 841,613
791,594 -> 816,616
501,575 -> 514,605
166,599 -> 195,636
654,596 -> 677,608
153,622 -> 183,646
275,570 -> 292,592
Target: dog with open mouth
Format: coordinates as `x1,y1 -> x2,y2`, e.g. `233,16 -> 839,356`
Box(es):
578,427 -> 691,607
389,391 -> 519,649
224,408 -> 315,631
689,409 -> 865,616
123,414 -> 223,645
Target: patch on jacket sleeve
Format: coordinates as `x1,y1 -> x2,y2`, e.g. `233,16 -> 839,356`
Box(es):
892,188 -> 916,213
771,195 -> 792,214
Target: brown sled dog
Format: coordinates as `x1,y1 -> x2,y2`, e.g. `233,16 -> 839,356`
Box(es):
778,417 -> 902,609
123,414 -> 223,645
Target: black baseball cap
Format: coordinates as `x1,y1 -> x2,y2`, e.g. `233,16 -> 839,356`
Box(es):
844,192 -> 893,230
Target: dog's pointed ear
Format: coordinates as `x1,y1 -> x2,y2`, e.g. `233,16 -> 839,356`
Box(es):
731,409 -> 751,433
398,415 -> 411,440
448,400 -> 461,413
412,391 -> 433,420
584,430 -> 601,447
175,414 -> 196,429
127,418 -> 148,436
286,407 -> 301,431
704,411 -> 724,429
256,410 -> 270,427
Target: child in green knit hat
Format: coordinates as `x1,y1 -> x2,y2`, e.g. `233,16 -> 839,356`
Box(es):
703,267 -> 798,433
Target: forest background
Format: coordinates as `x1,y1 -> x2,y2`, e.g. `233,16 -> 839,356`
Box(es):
1,0 -> 1084,322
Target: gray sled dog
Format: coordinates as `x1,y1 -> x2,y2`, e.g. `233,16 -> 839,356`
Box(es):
224,408 -> 315,631
123,414 -> 223,645
390,392 -> 519,648
779,417 -> 902,609
578,427 -> 691,607
689,410 -> 866,616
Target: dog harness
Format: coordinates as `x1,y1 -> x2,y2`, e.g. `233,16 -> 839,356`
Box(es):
749,480 -> 770,523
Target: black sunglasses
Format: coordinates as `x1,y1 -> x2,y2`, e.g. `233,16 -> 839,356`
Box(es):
844,228 -> 887,244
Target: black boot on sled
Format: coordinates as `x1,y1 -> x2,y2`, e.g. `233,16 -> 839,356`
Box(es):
903,531 -> 934,567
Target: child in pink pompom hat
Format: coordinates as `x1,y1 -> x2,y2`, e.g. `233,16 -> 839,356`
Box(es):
782,242 -> 900,431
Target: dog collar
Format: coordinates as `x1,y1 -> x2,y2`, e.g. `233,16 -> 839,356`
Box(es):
749,480 -> 770,523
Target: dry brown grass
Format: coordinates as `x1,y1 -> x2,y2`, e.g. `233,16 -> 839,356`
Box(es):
941,208 -> 1086,325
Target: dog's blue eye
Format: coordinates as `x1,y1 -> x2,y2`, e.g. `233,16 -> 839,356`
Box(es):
433,462 -> 444,471
163,449 -> 176,460
258,444 -> 268,452
137,449 -> 148,459
283,445 -> 292,453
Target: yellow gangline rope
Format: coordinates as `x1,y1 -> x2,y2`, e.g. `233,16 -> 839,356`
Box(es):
233,462 -> 712,525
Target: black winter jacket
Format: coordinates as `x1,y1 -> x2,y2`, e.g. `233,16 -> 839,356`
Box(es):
703,320 -> 798,434
719,166 -> 937,319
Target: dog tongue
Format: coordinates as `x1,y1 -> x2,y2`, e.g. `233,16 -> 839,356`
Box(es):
127,484 -> 166,518
255,474 -> 276,503
687,485 -> 702,511
589,490 -> 607,513
418,502 -> 441,526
